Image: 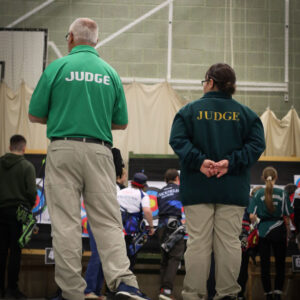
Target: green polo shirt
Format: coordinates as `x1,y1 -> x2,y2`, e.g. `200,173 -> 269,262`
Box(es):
248,187 -> 293,237
29,45 -> 128,144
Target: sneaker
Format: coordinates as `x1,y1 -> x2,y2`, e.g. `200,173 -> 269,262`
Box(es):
159,288 -> 175,300
5,288 -> 27,299
115,282 -> 150,300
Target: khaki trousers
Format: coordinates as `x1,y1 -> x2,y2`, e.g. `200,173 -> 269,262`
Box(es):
45,140 -> 137,300
182,204 -> 244,300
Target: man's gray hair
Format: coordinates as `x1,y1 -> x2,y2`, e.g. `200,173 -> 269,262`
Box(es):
69,18 -> 98,45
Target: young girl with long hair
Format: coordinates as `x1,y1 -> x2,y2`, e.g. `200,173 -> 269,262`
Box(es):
249,167 -> 293,300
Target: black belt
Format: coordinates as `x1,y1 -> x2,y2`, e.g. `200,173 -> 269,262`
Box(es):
51,137 -> 112,149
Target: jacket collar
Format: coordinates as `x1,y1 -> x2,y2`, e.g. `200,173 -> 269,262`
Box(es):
202,91 -> 232,99
69,45 -> 99,57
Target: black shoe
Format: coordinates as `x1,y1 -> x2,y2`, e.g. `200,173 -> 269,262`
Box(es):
49,290 -> 68,300
46,288 -> 68,300
5,288 -> 27,299
105,291 -> 116,300
273,294 -> 281,300
50,296 -> 68,300
266,294 -> 273,300
49,293 -> 68,300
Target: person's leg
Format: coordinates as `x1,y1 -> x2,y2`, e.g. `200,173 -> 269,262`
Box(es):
0,221 -> 9,293
7,219 -> 22,291
45,140 -> 85,300
160,250 -> 168,290
124,235 -> 137,271
158,226 -> 169,290
207,252 -> 216,300
182,204 -> 214,300
273,240 -> 286,294
237,251 -> 250,298
84,223 -> 104,296
213,204 -> 244,300
161,237 -> 185,291
258,238 -> 272,294
82,143 -> 138,292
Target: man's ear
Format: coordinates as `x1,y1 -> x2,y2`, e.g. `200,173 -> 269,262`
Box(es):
69,31 -> 74,43
21,144 -> 26,154
208,78 -> 214,89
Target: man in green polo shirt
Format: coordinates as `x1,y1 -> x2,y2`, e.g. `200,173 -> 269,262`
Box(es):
29,18 -> 149,300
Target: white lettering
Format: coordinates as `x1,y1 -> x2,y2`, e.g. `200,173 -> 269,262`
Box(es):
64,71 -> 111,85
65,71 -> 74,81
75,71 -> 84,81
95,74 -> 103,83
103,75 -> 110,85
85,72 -> 94,82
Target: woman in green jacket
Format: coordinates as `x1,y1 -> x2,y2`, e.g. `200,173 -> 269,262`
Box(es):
169,63 -> 265,300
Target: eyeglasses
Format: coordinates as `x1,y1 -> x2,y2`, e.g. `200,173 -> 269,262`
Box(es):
65,32 -> 70,41
201,79 -> 209,86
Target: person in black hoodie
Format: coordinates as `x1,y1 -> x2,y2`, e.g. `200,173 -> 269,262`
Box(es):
0,135 -> 37,299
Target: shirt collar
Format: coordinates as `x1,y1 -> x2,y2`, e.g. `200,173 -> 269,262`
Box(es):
202,91 -> 232,99
69,45 -> 99,57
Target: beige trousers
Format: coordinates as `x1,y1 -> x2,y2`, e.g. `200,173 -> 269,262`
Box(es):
45,140 -> 137,300
182,204 -> 244,300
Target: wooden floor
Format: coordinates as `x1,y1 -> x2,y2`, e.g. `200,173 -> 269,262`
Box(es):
17,250 -> 300,300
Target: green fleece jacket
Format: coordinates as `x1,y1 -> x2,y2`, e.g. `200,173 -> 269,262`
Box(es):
169,91 -> 266,207
0,153 -> 37,209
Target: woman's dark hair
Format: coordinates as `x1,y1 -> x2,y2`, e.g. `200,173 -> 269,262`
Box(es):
205,63 -> 236,95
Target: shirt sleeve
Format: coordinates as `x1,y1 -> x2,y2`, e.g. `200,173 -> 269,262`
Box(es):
141,193 -> 151,208
248,196 -> 257,215
284,191 -> 294,216
225,116 -> 266,175
29,70 -> 52,118
292,188 -> 300,206
112,75 -> 128,125
169,108 -> 206,171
